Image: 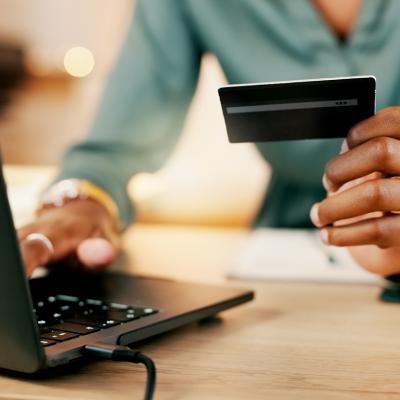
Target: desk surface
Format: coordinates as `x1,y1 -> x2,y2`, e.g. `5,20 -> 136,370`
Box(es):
3,167 -> 400,400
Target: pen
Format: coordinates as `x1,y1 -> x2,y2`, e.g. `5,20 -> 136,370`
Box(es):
307,231 -> 339,266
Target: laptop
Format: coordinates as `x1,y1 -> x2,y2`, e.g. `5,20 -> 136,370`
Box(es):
0,159 -> 254,374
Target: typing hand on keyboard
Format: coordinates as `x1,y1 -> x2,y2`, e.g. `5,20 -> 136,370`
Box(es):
18,199 -> 119,277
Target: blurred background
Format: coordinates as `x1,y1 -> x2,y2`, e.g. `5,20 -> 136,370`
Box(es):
0,0 -> 270,227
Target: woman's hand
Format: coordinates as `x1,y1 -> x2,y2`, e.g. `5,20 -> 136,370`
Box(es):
18,199 -> 119,276
310,106 -> 400,276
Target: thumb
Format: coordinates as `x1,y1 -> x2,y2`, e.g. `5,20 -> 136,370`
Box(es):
76,238 -> 116,269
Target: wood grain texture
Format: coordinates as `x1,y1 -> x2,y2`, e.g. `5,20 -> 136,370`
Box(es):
2,168 -> 400,399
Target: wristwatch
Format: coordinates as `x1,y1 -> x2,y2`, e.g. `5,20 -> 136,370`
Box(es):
37,179 -> 120,230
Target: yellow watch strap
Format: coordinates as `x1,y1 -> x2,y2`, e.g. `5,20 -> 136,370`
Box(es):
78,180 -> 120,227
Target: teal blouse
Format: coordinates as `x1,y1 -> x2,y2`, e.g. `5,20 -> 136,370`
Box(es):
57,0 -> 400,228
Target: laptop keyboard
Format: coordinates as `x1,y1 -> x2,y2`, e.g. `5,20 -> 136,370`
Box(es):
34,294 -> 158,347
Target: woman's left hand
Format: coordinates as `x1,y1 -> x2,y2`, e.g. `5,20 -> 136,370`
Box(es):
310,106 -> 400,275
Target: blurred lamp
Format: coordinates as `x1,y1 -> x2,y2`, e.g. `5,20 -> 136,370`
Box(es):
63,46 -> 95,78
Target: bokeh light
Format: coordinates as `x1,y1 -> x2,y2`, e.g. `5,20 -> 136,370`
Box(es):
63,46 -> 95,78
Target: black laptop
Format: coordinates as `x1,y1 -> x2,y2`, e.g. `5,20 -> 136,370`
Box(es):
0,159 -> 253,374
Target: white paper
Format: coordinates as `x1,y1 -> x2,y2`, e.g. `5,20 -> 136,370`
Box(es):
228,228 -> 380,284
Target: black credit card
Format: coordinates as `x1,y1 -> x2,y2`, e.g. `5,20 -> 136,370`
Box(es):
218,76 -> 376,142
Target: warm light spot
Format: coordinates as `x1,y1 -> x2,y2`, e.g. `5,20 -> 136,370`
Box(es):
63,46 -> 95,78
129,173 -> 167,202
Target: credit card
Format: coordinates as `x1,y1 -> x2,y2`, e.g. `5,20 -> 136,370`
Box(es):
218,76 -> 376,142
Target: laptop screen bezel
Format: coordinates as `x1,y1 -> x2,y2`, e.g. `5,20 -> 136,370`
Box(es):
0,154 -> 45,373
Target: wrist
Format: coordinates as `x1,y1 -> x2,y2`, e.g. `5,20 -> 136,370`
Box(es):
37,179 -> 121,231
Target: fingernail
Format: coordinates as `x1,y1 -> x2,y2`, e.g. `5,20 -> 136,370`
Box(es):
320,229 -> 329,244
77,238 -> 116,268
340,140 -> 349,154
310,203 -> 322,227
322,174 -> 334,192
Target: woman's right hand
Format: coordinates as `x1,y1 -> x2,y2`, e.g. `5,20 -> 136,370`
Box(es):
18,199 -> 119,276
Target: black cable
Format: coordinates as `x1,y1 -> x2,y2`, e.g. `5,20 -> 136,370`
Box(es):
83,343 -> 156,400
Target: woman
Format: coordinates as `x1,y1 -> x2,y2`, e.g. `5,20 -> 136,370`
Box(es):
19,0 -> 400,278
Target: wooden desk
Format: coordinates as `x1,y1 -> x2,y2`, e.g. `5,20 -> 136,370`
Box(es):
2,167 -> 400,399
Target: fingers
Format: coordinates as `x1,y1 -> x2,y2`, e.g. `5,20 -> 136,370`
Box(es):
17,200 -> 119,275
310,178 -> 400,227
319,214 -> 400,249
323,107 -> 400,191
20,223 -> 116,275
347,107 -> 400,148
313,107 -> 400,263
324,137 -> 400,191
21,237 -> 53,276
19,223 -> 83,276
77,238 -> 117,269
18,223 -> 37,241
76,216 -> 120,269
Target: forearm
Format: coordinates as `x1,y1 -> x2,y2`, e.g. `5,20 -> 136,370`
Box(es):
57,0 -> 201,228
